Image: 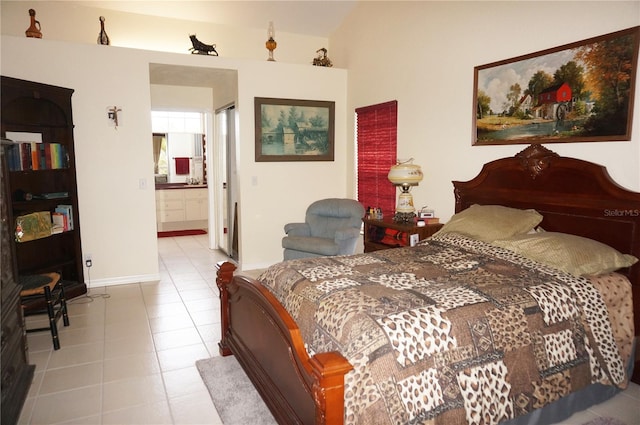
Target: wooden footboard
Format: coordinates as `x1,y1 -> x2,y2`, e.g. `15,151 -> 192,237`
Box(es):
216,261 -> 353,425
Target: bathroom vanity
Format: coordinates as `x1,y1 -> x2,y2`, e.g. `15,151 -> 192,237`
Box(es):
155,184 -> 208,232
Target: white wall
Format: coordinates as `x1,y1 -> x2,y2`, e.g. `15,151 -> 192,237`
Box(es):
0,1 -> 326,64
236,63 -> 349,269
4,1 -> 638,282
331,1 -> 640,221
1,35 -> 348,282
150,85 -> 215,111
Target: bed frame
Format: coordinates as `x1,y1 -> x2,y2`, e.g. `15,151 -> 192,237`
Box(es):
216,144 -> 640,425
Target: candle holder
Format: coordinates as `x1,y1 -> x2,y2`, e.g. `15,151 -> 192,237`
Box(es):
266,37 -> 277,61
266,21 -> 276,61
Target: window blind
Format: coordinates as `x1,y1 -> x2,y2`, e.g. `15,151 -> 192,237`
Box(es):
356,100 -> 398,218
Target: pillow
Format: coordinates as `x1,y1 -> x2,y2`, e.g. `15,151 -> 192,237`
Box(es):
493,232 -> 638,276
433,204 -> 543,243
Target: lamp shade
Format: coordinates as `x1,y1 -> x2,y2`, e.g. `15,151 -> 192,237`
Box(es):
388,160 -> 423,186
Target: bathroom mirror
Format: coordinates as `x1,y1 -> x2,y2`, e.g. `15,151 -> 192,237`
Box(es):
152,111 -> 206,185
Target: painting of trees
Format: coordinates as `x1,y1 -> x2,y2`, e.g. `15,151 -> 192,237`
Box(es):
576,32 -> 637,136
473,26 -> 639,145
255,98 -> 335,161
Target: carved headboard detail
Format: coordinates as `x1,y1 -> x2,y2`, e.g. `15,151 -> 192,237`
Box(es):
515,143 -> 560,179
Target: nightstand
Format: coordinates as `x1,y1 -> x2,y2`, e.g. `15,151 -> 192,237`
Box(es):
362,218 -> 443,252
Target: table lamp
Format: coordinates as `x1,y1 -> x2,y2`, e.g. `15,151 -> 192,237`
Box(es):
388,159 -> 423,222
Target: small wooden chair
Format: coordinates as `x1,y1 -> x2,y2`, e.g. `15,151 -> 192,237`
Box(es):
20,272 -> 70,350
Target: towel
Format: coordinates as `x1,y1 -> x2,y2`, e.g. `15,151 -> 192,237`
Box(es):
175,157 -> 190,175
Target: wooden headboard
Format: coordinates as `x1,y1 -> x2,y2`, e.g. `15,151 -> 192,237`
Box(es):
453,144 -> 640,371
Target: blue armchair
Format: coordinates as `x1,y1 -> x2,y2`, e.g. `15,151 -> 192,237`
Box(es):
282,198 -> 365,260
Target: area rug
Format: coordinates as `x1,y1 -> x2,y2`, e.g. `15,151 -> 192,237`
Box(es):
196,355 -> 277,425
581,418 -> 628,425
196,355 -> 629,425
157,229 -> 207,238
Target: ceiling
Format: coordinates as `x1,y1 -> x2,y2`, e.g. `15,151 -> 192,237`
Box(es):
75,0 -> 358,38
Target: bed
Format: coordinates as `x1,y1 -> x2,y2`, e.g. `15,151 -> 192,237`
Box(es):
215,144 -> 640,425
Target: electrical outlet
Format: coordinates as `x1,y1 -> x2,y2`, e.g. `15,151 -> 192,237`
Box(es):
84,253 -> 92,268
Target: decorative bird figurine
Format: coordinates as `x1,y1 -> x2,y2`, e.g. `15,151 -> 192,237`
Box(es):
97,16 -> 110,45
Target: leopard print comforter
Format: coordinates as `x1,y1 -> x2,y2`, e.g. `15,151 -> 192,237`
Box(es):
258,233 -> 631,425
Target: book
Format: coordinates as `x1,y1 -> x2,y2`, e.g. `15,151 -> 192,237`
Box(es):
7,144 -> 20,171
51,211 -> 68,231
50,143 -> 57,169
15,211 -> 52,242
30,142 -> 39,170
55,204 -> 73,230
38,143 -> 46,169
44,143 -> 52,169
19,143 -> 31,170
50,143 -> 64,169
37,192 -> 69,199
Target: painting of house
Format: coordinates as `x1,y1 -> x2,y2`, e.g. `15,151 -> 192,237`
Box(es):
538,82 -> 573,119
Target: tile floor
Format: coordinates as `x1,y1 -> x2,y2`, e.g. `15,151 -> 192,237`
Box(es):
16,234 -> 640,424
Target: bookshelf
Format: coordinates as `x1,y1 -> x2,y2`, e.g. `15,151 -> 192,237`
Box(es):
1,76 -> 86,299
0,139 -> 35,425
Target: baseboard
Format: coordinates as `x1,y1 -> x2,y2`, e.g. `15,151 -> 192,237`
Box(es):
85,273 -> 161,288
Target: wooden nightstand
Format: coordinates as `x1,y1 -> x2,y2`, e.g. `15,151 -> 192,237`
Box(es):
362,218 -> 443,252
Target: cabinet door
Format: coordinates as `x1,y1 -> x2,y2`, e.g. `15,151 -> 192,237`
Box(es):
185,198 -> 207,221
184,189 -> 208,221
158,209 -> 186,222
155,190 -> 185,223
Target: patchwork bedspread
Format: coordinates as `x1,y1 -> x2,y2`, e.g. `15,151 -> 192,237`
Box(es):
258,233 -> 631,425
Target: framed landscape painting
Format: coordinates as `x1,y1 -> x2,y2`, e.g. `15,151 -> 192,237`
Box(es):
473,26 -> 639,145
255,97 -> 335,161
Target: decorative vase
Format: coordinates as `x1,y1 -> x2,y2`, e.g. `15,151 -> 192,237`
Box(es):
97,16 -> 110,45
25,9 -> 42,38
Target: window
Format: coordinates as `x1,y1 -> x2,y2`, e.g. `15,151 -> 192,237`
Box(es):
151,111 -> 206,184
152,133 -> 168,175
355,101 -> 398,218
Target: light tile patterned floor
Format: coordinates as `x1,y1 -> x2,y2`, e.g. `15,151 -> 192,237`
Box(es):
16,234 -> 640,424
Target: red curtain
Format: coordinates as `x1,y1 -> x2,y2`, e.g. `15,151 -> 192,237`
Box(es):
356,101 -> 397,218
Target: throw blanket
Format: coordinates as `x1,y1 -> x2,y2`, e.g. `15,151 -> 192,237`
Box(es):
258,233 -> 628,425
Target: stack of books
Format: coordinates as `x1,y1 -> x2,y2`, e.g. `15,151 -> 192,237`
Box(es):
6,142 -> 69,171
52,204 -> 74,231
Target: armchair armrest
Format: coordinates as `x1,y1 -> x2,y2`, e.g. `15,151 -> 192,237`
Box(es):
334,227 -> 361,241
284,222 -> 311,237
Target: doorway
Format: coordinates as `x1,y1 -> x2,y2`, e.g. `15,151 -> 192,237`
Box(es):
149,63 -> 239,254
215,105 -> 237,259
